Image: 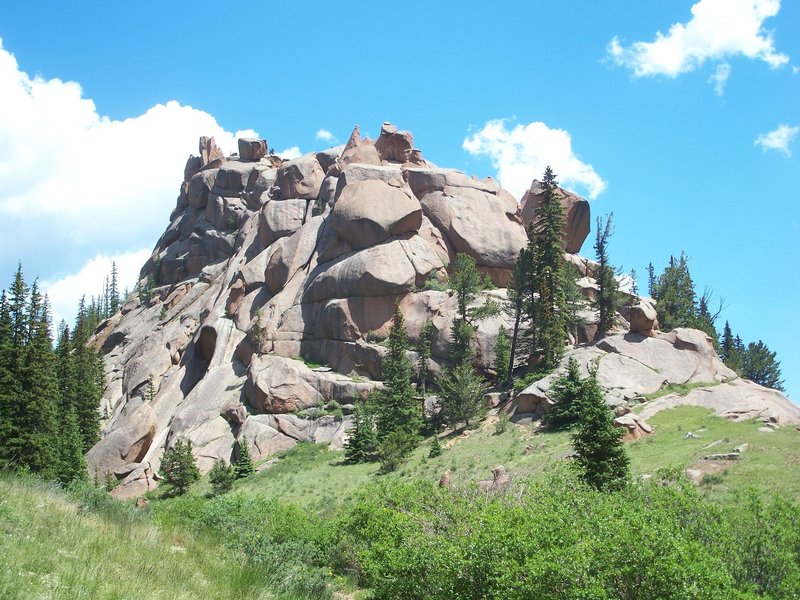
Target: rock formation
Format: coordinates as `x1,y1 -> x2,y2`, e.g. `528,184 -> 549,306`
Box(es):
86,121 -> 799,498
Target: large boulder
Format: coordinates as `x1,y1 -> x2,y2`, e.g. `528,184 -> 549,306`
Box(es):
274,155 -> 324,200
258,199 -> 308,248
629,301 -> 659,336
302,236 -> 441,303
405,167 -> 527,281
520,180 -> 590,254
245,355 -> 322,413
238,138 -> 267,161
86,403 -> 157,480
331,178 -> 422,249
374,121 -> 413,163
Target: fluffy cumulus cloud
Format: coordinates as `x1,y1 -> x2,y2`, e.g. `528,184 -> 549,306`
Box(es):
754,124 -> 799,157
0,36 -> 257,287
463,119 -> 606,200
42,248 -> 151,328
277,146 -> 302,160
315,129 -> 335,142
608,0 -> 788,90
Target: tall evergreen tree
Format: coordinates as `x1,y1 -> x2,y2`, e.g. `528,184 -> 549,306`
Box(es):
546,357 -> 585,430
109,261 -> 120,315
0,290 -> 17,467
14,286 -> 59,477
72,304 -> 103,451
571,369 -> 630,491
742,341 -> 785,392
593,213 -> 620,339
528,167 -> 568,370
493,325 -> 510,385
375,306 -> 421,442
651,253 -> 697,332
506,248 -> 532,386
416,319 -> 433,395
720,321 -> 743,374
58,404 -> 88,486
646,262 -> 656,298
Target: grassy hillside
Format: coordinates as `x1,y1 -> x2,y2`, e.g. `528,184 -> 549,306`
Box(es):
229,406 -> 800,510
0,474 -> 289,600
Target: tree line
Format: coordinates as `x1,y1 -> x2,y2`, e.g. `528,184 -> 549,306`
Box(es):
0,264 -> 106,485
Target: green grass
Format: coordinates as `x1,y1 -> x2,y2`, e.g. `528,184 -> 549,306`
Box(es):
229,406 -> 800,512
0,473 -> 282,599
626,406 -> 800,503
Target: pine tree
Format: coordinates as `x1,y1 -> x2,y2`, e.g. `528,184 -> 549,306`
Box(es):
0,289 -> 18,468
58,404 -> 88,486
646,262 -> 656,298
651,253 -> 697,332
593,213 -> 620,339
72,304 -> 103,451
428,434 -> 443,458
344,399 -> 377,464
234,437 -> 256,478
109,261 -> 121,316
416,319 -> 433,395
15,286 -> 59,478
493,325 -> 510,385
506,248 -> 532,386
438,361 -> 488,430
742,341 -> 785,392
161,439 -> 200,495
209,459 -> 235,495
720,321 -> 743,374
375,306 -> 420,442
571,370 -> 630,491
546,357 -> 585,430
528,167 -> 568,370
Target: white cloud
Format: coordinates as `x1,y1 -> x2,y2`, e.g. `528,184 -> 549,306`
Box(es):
708,62 -> 732,96
277,146 -> 302,160
608,0 -> 788,83
463,119 -> 606,200
0,36 -> 257,276
754,124 -> 799,157
42,248 -> 151,329
316,129 -> 335,142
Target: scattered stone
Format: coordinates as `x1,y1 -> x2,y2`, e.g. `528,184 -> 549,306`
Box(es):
478,465 -> 510,491
684,431 -> 700,439
439,470 -> 451,488
758,426 -> 776,433
702,439 -> 725,450
733,443 -> 749,453
135,497 -> 149,509
684,469 -> 704,485
704,453 -> 741,461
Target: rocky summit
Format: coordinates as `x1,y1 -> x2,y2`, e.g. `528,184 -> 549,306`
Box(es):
86,122 -> 800,498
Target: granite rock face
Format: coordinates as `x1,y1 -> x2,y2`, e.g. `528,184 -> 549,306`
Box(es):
87,121 -> 796,498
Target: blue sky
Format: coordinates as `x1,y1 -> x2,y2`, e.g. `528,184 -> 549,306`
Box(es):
0,1 -> 797,398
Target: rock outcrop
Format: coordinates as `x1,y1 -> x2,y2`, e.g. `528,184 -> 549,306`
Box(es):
86,121 -> 798,498
520,179 -> 590,254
